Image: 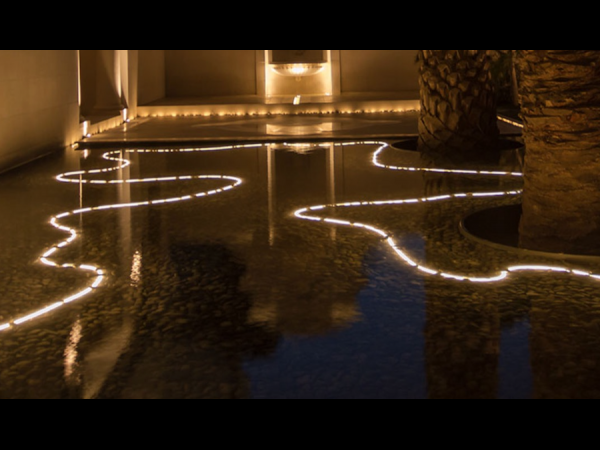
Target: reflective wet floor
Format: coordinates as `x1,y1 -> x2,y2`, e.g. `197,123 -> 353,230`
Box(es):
1,141 -> 600,399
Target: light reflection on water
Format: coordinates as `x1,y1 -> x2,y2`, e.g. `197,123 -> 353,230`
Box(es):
0,141 -> 599,399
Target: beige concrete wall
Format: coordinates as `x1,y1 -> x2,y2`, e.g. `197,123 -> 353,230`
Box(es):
0,50 -> 80,173
79,50 -> 97,117
165,50 -> 257,97
125,50 -> 139,118
138,50 -> 165,105
340,50 -> 420,94
80,50 -> 128,117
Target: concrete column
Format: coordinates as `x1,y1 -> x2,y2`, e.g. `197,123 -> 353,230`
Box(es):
330,50 -> 342,96
256,50 -> 266,97
94,50 -> 123,112
125,50 -> 139,119
137,50 -> 165,106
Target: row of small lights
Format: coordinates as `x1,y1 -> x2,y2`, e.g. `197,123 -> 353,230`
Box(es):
294,141 -> 600,284
0,144 -> 262,334
79,109 -> 131,143
139,108 -> 527,122
94,107 -> 523,130
85,107 -> 523,136
141,107 -> 419,120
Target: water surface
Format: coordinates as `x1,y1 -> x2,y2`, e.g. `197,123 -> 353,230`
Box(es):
0,142 -> 599,399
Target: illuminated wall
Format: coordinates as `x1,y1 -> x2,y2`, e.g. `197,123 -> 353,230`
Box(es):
265,50 -> 334,98
165,50 -> 258,97
136,50 -> 420,102
138,50 -> 166,105
340,50 -> 419,93
0,50 -> 80,173
79,50 -> 136,119
0,50 -> 421,173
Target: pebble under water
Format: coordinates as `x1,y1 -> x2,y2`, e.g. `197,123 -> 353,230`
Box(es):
1,141 -> 599,399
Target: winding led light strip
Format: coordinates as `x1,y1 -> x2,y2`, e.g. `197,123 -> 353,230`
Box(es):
2,133 -> 596,334
370,143 -> 523,178
0,144 -> 260,334
498,115 -> 525,129
295,141 -> 600,285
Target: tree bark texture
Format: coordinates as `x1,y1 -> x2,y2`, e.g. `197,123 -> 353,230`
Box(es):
518,50 -> 600,255
418,50 -> 499,160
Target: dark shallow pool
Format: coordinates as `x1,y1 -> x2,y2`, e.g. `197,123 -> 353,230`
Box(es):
1,141 -> 599,399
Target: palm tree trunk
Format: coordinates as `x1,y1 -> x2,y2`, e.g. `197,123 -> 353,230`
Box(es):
418,50 -> 499,159
517,50 -> 600,255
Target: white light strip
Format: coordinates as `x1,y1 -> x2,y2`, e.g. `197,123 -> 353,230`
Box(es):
370,142 -> 524,178
64,288 -> 93,304
573,270 -> 591,277
324,218 -> 352,226
1,144 -> 254,335
4,139 -> 598,335
472,192 -> 507,198
295,141 -> 600,286
92,276 -> 104,289
40,258 -> 57,267
417,266 -> 439,276
508,265 -> 572,274
470,272 -> 509,283
14,302 -> 64,325
440,273 -> 467,281
498,116 -> 525,129
43,248 -> 58,258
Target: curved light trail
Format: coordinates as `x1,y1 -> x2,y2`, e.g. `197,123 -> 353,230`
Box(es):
3,137 -> 599,334
294,141 -> 600,285
0,144 -> 260,334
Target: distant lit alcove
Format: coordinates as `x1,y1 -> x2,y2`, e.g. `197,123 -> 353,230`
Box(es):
135,50 -> 420,114
265,50 -> 337,102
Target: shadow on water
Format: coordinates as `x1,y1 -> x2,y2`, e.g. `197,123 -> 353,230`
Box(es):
1,142 -> 600,398
94,243 -> 280,400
